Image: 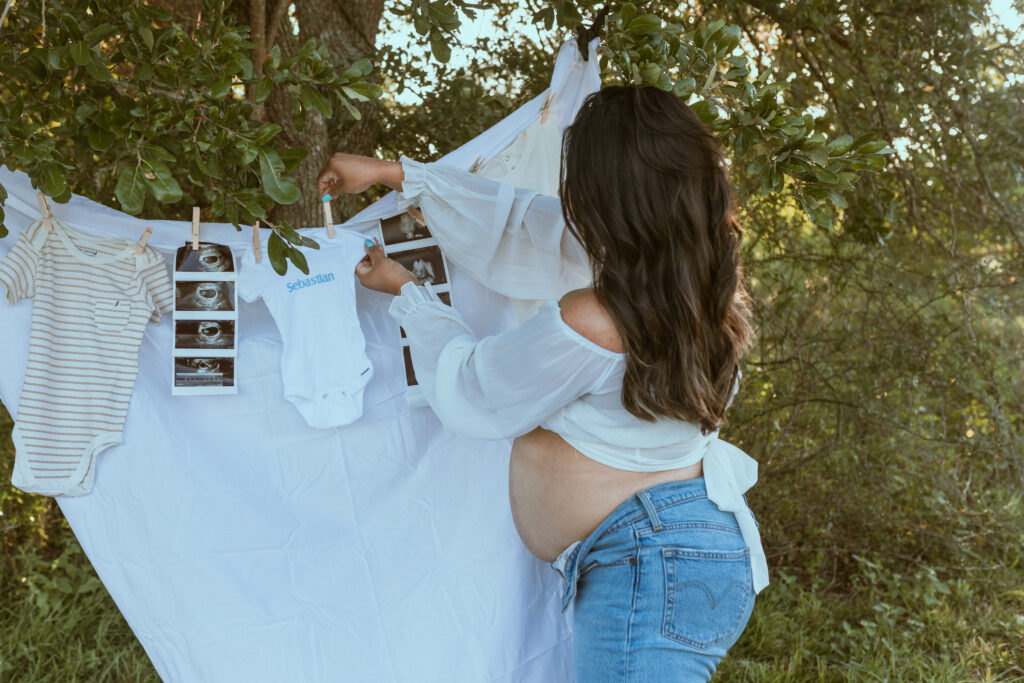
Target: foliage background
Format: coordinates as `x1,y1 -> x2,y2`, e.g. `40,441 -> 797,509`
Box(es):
2,0 -> 1023,680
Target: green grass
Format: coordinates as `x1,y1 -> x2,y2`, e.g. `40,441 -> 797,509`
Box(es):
0,406 -> 159,682
2,402 -> 1022,681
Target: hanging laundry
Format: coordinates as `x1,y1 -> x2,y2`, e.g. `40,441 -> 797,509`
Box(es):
0,216 -> 172,496
478,116 -> 564,196
238,229 -> 373,428
460,39 -> 597,323
475,117 -> 565,322
0,36 -> 600,683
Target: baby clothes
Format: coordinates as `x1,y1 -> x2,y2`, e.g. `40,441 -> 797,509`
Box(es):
477,117 -> 565,322
0,217 -> 173,496
478,116 -> 564,196
238,230 -> 373,428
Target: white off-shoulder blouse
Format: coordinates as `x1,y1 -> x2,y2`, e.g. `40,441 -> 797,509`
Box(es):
387,155 -> 769,593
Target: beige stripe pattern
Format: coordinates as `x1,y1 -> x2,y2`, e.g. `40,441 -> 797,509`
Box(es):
0,218 -> 173,495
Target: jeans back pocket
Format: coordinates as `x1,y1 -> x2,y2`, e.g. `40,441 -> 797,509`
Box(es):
662,547 -> 753,650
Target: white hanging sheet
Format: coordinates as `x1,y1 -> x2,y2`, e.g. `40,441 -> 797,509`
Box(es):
0,37 -> 600,682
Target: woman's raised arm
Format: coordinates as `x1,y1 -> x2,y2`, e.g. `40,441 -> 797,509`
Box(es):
317,153 -> 592,301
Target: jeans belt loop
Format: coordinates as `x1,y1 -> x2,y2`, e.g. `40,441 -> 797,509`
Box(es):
636,489 -> 663,532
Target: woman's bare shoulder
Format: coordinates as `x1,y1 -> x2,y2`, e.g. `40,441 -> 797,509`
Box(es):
556,288 -> 625,353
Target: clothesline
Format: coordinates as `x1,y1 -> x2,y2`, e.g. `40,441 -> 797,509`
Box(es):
0,37 -> 602,682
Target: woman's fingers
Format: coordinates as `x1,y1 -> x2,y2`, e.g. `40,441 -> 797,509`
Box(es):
321,180 -> 345,201
316,169 -> 338,198
316,153 -> 385,196
356,238 -> 384,272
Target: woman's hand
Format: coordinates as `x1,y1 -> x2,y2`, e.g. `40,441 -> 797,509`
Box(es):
355,238 -> 421,296
317,153 -> 404,199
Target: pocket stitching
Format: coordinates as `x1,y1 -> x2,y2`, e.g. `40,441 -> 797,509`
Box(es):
662,547 -> 753,649
637,521 -> 743,538
93,298 -> 132,334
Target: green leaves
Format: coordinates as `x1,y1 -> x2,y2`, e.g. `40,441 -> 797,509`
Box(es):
69,42 -> 92,66
0,0 -> 386,257
37,165 -> 68,199
300,84 -> 331,118
427,1 -> 460,31
87,126 -> 113,152
343,82 -> 383,101
114,166 -> 145,215
828,134 -> 855,156
288,245 -> 309,274
258,149 -> 300,205
266,229 -> 310,276
252,77 -> 273,103
429,28 -> 452,63
625,14 -> 663,36
593,7 -> 893,233
690,100 -> 720,124
141,158 -> 182,203
267,231 -> 288,275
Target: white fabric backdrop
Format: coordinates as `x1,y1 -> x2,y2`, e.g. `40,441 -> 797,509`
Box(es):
0,38 -> 600,682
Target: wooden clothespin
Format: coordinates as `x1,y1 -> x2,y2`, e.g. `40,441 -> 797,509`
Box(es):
191,207 -> 201,250
321,194 -> 335,239
36,192 -> 54,232
406,207 -> 426,227
468,156 -> 485,173
252,221 -> 262,263
135,227 -> 153,255
540,91 -> 555,124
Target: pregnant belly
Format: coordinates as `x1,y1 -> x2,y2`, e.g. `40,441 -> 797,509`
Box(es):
508,427 -> 703,563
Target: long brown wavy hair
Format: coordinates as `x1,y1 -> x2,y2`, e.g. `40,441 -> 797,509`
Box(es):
559,85 -> 753,434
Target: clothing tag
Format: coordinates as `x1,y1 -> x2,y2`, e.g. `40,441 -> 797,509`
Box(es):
77,246 -> 99,257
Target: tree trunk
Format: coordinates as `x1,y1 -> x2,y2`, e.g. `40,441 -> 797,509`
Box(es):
269,0 -> 386,230
158,0 -> 386,230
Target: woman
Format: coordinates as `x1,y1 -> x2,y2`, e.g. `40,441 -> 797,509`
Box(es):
317,85 -> 768,681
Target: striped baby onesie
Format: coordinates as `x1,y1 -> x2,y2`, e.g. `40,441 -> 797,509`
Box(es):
0,217 -> 173,496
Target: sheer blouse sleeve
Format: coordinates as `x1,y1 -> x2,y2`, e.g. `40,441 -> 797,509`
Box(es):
388,281 -> 621,440
394,155 -> 592,301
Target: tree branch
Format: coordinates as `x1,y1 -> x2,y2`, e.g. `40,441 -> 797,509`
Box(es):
265,0 -> 291,50
250,0 -> 267,119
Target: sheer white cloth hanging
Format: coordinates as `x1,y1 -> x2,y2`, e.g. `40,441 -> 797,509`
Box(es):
0,37 -> 601,683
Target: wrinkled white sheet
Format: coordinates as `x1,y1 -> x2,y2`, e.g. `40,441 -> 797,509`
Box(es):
0,38 -> 600,682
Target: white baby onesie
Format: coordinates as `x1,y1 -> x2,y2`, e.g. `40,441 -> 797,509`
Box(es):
238,230 -> 373,428
0,217 -> 174,496
477,116 -> 565,322
478,116 -> 564,195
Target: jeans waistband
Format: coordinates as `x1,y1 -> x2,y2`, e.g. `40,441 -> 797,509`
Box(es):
550,477 -> 715,613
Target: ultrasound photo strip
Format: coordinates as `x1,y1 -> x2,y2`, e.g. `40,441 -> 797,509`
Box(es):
401,342 -> 427,408
377,211 -> 433,250
377,212 -> 449,410
172,241 -> 239,396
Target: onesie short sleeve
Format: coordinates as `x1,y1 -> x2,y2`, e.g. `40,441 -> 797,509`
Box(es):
136,250 -> 174,323
0,219 -> 46,304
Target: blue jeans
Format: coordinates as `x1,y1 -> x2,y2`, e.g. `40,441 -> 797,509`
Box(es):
551,478 -> 756,681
